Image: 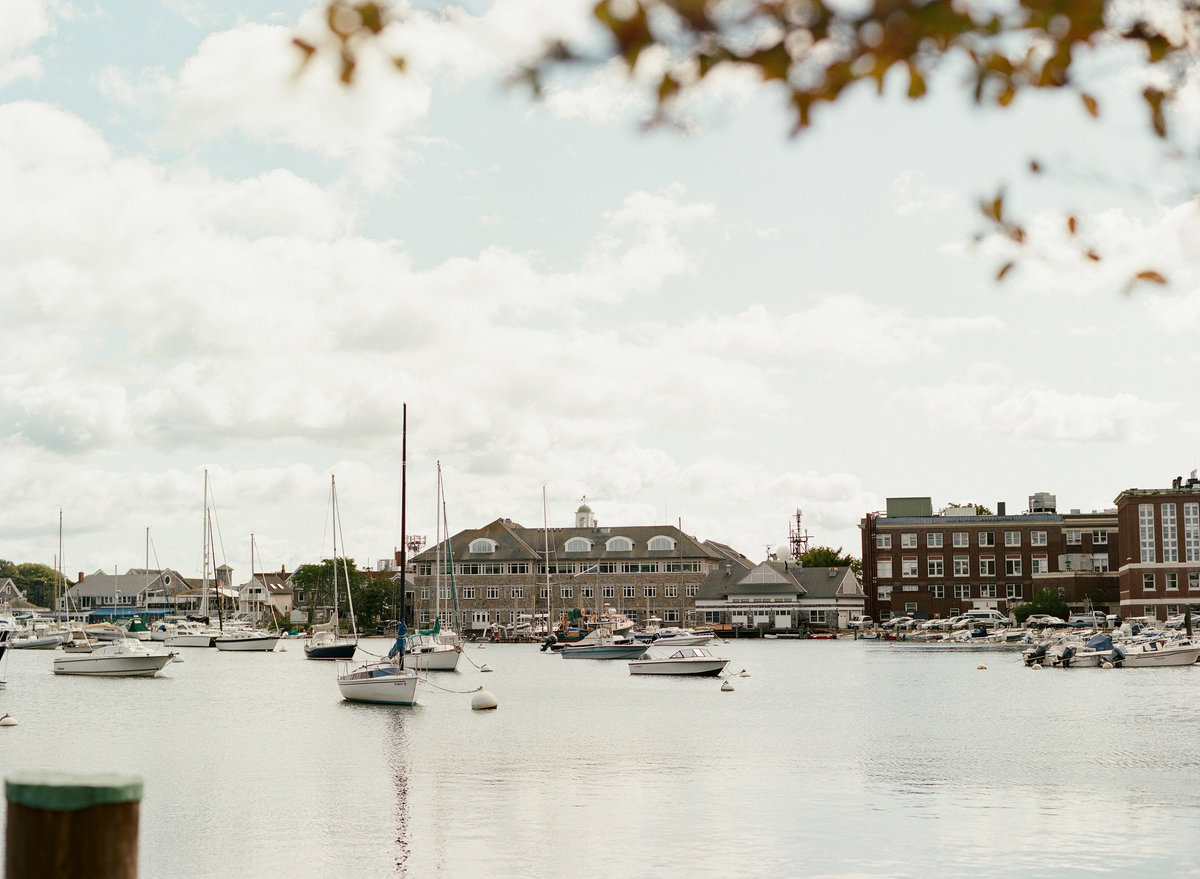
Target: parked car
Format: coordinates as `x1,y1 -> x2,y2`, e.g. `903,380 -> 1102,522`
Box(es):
921,616 -> 962,631
1067,611 -> 1108,628
847,615 -> 873,630
880,616 -> 913,630
954,610 -> 1010,629
1025,614 -> 1066,628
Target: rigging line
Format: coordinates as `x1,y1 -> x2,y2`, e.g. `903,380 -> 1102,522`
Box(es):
418,678 -> 483,695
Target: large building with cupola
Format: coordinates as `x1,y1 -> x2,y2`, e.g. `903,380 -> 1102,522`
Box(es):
407,501 -> 751,635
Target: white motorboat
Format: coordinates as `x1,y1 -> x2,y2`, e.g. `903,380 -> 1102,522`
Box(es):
213,630 -> 279,652
52,638 -> 174,677
641,626 -> 716,647
402,641 -> 460,671
164,621 -> 217,647
629,646 -> 730,676
1112,638 -> 1200,668
561,629 -> 653,660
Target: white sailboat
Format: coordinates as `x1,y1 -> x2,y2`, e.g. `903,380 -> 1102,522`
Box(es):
305,478 -> 359,660
338,406 -> 419,705
166,470 -> 221,648
214,533 -> 279,652
403,462 -> 461,673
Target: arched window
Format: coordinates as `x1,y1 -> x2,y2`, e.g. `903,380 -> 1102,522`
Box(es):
648,535 -> 675,551
605,536 -> 634,552
564,537 -> 592,553
468,538 -> 497,554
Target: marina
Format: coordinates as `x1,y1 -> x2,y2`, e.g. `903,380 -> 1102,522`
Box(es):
2,638 -> 1200,877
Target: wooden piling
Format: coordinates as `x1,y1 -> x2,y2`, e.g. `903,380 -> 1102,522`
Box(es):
5,772 -> 141,879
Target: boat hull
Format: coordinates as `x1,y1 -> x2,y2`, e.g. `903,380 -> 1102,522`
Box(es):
402,645 -> 460,671
304,640 -> 357,660
629,658 -> 729,676
52,651 -> 173,677
165,634 -> 216,647
213,635 -> 280,652
1118,645 -> 1200,667
337,663 -> 419,705
560,643 -> 647,659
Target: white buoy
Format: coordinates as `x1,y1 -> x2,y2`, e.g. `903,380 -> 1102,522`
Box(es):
480,665 -> 493,673
721,681 -> 734,692
1101,661 -> 1114,669
471,691 -> 499,710
977,664 -> 987,670
0,714 -> 17,727
740,670 -> 750,677
1031,663 -> 1042,670
279,645 -> 287,652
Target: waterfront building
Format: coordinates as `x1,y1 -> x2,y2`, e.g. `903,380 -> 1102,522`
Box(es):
1114,472 -> 1200,620
62,568 -> 197,619
694,558 -> 865,632
235,565 -> 293,624
860,495 -> 1119,622
408,502 -> 749,635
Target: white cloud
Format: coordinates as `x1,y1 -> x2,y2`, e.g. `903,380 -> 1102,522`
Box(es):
0,0 -> 58,88
892,169 -> 956,216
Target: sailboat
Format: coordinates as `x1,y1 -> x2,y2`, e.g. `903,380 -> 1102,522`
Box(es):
213,532 -> 280,652
402,462 -> 461,672
166,470 -> 221,648
305,477 -> 359,660
337,405 -> 419,705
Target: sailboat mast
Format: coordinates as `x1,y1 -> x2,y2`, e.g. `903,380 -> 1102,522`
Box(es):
434,462 -> 442,629
331,475 -> 340,635
200,469 -> 210,620
398,402 -> 407,635
543,487 -> 551,632
56,509 -> 62,625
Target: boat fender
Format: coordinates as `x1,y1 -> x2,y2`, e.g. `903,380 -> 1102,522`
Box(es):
720,681 -> 734,692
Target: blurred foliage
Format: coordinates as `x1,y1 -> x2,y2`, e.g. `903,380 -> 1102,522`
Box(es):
306,0 -> 1197,287
1012,586 -> 1070,622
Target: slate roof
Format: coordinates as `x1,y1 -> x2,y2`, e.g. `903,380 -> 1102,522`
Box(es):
697,560 -> 862,601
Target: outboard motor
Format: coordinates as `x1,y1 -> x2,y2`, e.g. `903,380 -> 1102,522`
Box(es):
1023,643 -> 1048,666
1057,645 -> 1076,668
1110,644 -> 1127,668
540,634 -> 557,652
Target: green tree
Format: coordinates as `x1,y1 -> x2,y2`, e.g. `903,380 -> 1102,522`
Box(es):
798,545 -> 862,576
15,563 -> 60,609
1013,587 -> 1069,623
291,558 -> 365,628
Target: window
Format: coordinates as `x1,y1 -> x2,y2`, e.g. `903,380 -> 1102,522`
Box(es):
509,562 -> 530,574
486,586 -> 500,600
905,602 -> 918,615
1092,529 -> 1108,545
901,533 -> 918,548
954,584 -> 971,599
560,585 -> 573,599
664,610 -> 679,623
438,586 -> 452,600
928,558 -> 944,577
927,532 -> 943,548
876,534 -> 892,549
1143,572 -> 1156,591
901,558 -> 918,578
580,585 -> 593,598
1031,555 -> 1048,574
1065,530 -> 1081,545
685,584 -> 699,597
564,537 -> 592,552
1191,572 -> 1200,591
420,588 -> 429,600
953,556 -> 969,577
648,536 -> 676,551
511,585 -> 523,599
644,585 -> 656,598
979,558 -> 996,576
1167,572 -> 1179,591
623,584 -> 636,599
664,561 -> 701,573
979,583 -> 997,598
1186,503 -> 1200,562
540,585 -> 550,599
602,585 -> 615,599
1031,531 -> 1047,546
1091,555 -> 1109,572
930,584 -> 944,599
468,538 -> 497,554
1140,504 -> 1156,563
664,584 -> 678,598
1006,583 -> 1022,599
1005,557 -> 1022,576
979,532 -> 995,547
461,587 -> 475,600
953,532 -> 969,547
1163,503 -> 1179,562
1004,531 -> 1021,547
877,558 -> 893,579
621,562 -> 658,574
606,536 -> 634,552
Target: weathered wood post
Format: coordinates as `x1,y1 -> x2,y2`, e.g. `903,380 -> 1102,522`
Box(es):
5,772 -> 141,879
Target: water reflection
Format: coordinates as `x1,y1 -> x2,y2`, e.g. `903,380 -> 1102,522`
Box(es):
385,710 -> 412,876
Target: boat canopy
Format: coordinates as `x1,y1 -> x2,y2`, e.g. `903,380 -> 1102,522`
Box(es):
1085,634 -> 1114,651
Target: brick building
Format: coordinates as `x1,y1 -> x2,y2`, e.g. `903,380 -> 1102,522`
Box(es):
1115,472 -> 1200,620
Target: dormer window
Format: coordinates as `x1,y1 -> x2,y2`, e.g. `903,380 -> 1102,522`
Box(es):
606,536 -> 634,552
564,537 -> 592,553
468,538 -> 498,554
648,536 -> 675,551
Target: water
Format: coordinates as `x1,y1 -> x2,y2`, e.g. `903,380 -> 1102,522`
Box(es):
2,638 -> 1200,878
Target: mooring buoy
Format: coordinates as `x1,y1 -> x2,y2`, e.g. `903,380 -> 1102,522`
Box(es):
471,691 -> 499,710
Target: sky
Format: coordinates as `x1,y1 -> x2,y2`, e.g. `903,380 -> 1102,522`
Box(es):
3,0 -> 1200,585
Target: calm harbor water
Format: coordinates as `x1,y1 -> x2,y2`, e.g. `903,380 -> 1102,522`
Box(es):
1,637 -> 1199,878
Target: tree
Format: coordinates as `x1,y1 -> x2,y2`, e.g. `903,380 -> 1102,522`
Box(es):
291,558 -> 366,627
305,1 -> 1198,286
1013,586 -> 1069,622
797,545 -> 862,575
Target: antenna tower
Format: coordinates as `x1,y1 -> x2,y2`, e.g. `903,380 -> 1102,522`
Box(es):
788,508 -> 811,560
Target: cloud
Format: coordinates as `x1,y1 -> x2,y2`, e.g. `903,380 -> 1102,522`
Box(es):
0,0 -> 59,88
892,169 -> 956,216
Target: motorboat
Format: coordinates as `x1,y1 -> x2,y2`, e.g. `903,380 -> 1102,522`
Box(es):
164,620 -> 218,648
52,638 -> 175,677
1111,638 -> 1200,668
560,629 -> 646,660
629,646 -> 729,676
402,641 -> 460,671
634,626 -> 716,647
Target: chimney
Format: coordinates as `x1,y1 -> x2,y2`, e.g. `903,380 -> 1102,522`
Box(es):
997,501 -> 1006,516
78,571 -> 84,583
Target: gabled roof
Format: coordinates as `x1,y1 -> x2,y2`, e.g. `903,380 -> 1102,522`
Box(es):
793,566 -> 863,599
697,561 -> 862,602
65,568 -> 191,599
